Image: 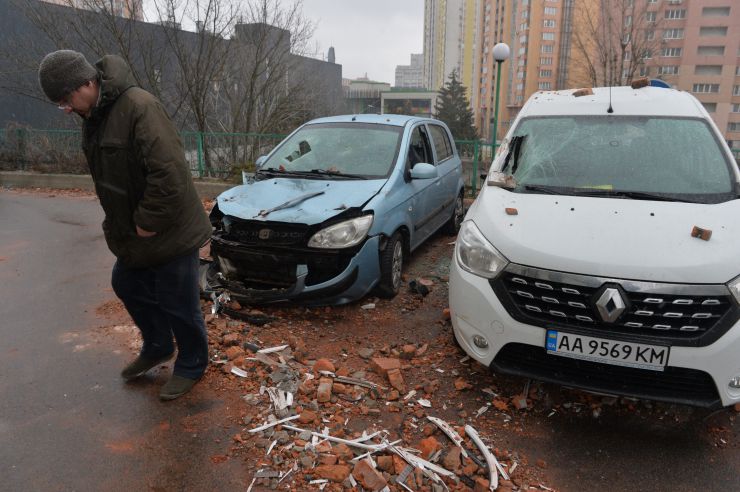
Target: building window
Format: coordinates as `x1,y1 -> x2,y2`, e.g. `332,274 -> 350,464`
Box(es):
645,30 -> 655,41
648,0 -> 658,3
657,65 -> 679,75
639,66 -> 650,76
541,45 -> 554,53
516,95 -> 524,103
538,82 -> 551,90
518,47 -> 526,55
702,7 -> 730,17
646,12 -> 656,22
664,9 -> 686,19
732,103 -> 740,113
542,32 -> 555,41
539,69 -> 552,77
625,15 -> 632,27
522,11 -> 529,19
734,85 -> 740,96
520,22 -> 529,31
543,19 -> 556,28
737,66 -> 740,76
702,102 -> 716,113
695,65 -> 723,76
516,83 -> 524,91
697,46 -> 725,56
661,47 -> 682,57
728,122 -> 740,132
663,28 -> 684,39
540,57 -> 553,65
699,26 -> 728,37
544,7 -> 557,15
692,83 -> 720,93
517,71 -> 525,79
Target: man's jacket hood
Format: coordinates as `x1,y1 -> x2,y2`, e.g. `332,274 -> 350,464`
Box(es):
94,55 -> 138,110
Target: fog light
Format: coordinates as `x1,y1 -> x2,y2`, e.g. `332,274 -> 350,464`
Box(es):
473,335 -> 489,349
729,376 -> 740,389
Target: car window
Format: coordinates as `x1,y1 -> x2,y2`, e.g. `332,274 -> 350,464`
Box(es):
263,122 -> 403,178
407,125 -> 434,168
428,125 -> 453,163
508,116 -> 736,202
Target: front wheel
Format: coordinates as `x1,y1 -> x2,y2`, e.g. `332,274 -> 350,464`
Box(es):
376,232 -> 404,298
443,193 -> 464,235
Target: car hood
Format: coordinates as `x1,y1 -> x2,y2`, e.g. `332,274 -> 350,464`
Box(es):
470,187 -> 740,284
216,177 -> 386,224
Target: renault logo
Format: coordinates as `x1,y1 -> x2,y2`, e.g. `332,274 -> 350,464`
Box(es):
595,287 -> 626,323
258,229 -> 272,240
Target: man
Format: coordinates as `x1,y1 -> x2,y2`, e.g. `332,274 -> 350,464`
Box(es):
38,50 -> 212,400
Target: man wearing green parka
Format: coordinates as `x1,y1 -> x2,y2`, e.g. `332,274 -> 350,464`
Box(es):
38,50 -> 212,400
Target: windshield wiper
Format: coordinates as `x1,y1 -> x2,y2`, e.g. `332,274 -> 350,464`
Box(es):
521,184 -> 576,195
576,189 -> 689,202
308,169 -> 367,179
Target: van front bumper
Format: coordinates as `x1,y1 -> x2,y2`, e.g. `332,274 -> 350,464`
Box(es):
450,261 -> 740,408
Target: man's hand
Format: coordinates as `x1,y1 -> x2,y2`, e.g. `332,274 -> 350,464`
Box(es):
136,225 -> 157,237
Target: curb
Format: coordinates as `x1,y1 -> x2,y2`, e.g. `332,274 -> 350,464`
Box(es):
0,171 -> 234,199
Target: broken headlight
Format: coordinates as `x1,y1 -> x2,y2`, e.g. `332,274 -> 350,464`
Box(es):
455,220 -> 508,279
728,274 -> 740,304
308,214 -> 374,249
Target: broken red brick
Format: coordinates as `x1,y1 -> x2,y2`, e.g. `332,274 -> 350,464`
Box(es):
631,77 -> 649,89
536,459 -> 548,469
415,343 -> 429,357
734,403 -> 740,412
353,459 -> 388,491
222,333 -> 239,346
418,436 -> 442,459
370,357 -> 401,377
334,443 -> 353,462
400,344 -> 416,359
691,226 -> 712,241
377,455 -> 394,473
442,308 -> 451,320
386,368 -> 406,393
512,394 -> 528,410
572,87 -> 594,97
443,447 -> 462,471
317,377 -> 333,403
313,358 -> 336,374
224,346 -> 244,361
505,207 -> 518,215
474,477 -> 490,492
298,410 -> 317,424
318,454 -> 338,466
454,378 -> 472,391
313,464 -> 350,482
492,399 -> 509,411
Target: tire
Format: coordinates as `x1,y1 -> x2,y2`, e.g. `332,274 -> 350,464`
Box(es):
443,192 -> 464,235
376,232 -> 404,298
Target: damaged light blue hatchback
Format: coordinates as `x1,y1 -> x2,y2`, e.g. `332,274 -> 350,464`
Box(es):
203,114 -> 465,305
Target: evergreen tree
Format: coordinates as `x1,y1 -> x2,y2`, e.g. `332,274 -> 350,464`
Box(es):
434,70 -> 478,140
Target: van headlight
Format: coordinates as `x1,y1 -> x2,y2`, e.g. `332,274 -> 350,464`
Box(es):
728,274 -> 740,303
456,220 -> 509,278
308,215 -> 374,249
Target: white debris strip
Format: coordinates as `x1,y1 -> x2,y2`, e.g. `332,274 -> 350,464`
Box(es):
246,477 -> 256,492
540,485 -> 554,491
230,366 -> 249,378
257,344 -> 289,354
266,387 -> 292,417
475,405 -> 490,417
482,387 -> 498,397
248,415 -> 300,433
435,368 -> 445,373
459,355 -> 471,363
361,303 -> 376,310
417,399 -> 432,408
465,424 -> 504,490
427,416 -> 468,458
510,462 -> 518,474
403,390 -> 417,400
266,440 -> 277,456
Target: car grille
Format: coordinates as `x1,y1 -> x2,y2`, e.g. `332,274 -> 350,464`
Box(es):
491,265 -> 738,347
212,235 -> 353,287
492,343 -> 721,408
224,218 -> 309,247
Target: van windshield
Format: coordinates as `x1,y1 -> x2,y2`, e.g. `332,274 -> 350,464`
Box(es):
261,122 -> 403,179
506,116 -> 737,203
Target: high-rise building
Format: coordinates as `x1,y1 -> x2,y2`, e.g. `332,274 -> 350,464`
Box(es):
43,0 -> 143,20
474,0 -> 739,148
424,0 -> 481,98
395,54 -> 426,89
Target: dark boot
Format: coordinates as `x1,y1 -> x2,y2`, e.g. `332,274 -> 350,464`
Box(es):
120,352 -> 174,380
159,374 -> 200,401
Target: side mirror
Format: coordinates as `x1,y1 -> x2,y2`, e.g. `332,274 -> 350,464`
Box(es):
410,162 -> 437,180
255,155 -> 267,169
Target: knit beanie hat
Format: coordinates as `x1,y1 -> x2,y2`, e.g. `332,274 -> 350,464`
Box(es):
38,50 -> 97,102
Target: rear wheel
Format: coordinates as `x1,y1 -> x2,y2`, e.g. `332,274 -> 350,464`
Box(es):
443,192 -> 464,235
376,232 -> 404,298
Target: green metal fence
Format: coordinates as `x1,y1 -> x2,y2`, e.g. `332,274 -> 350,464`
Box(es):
2,128 -> 739,192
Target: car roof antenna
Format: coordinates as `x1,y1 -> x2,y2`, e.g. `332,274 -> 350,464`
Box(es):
607,85 -> 614,114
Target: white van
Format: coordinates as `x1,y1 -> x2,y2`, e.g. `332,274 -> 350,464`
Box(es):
449,85 -> 740,408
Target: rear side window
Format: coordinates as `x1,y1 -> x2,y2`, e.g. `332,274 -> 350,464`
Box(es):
428,125 -> 453,162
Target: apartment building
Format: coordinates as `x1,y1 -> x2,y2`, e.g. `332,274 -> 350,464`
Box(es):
473,0 -> 739,147
43,0 -> 143,20
395,54 -> 426,89
424,0 -> 481,98
637,0 -> 739,150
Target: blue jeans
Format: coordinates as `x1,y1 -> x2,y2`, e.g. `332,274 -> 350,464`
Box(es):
111,249 -> 208,380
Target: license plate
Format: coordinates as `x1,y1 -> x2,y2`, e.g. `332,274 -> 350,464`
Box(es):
546,330 -> 669,371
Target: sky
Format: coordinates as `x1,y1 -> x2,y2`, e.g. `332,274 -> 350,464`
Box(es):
300,0 -> 424,84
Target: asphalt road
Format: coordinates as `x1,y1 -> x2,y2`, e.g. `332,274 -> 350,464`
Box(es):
0,191 -> 244,491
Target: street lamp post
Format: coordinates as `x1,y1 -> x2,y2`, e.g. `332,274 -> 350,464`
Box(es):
490,43 -> 510,155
